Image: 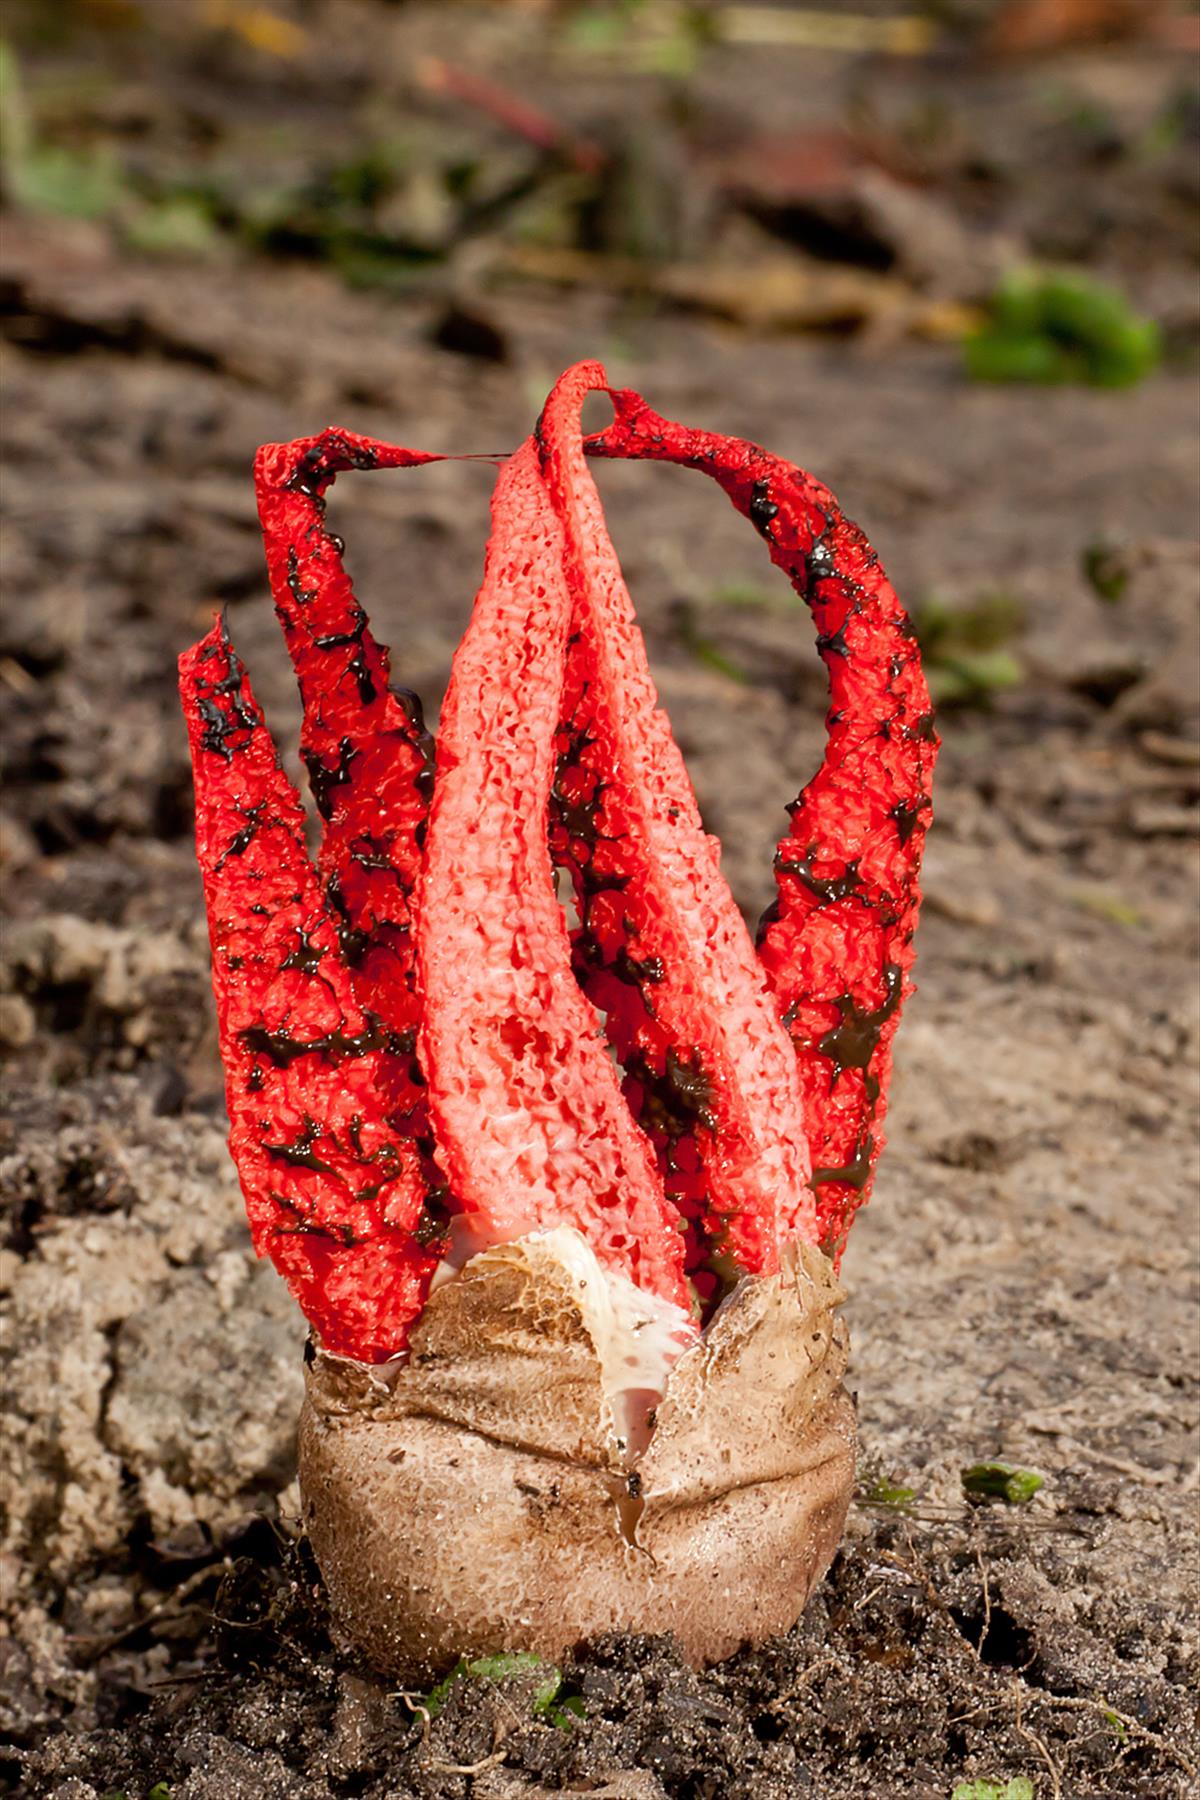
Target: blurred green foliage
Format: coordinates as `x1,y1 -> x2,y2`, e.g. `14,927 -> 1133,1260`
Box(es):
910,591 -> 1025,707
562,0 -> 717,76
0,36 -> 564,282
1081,539 -> 1131,603
0,39 -> 222,250
966,269 -> 1160,388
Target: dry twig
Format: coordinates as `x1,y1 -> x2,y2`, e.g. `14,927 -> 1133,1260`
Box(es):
69,1560 -> 230,1657
1034,1692 -> 1199,1780
1013,1678 -> 1063,1800
764,1655 -> 841,1714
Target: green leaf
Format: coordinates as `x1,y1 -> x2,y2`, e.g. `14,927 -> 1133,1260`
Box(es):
1086,318 -> 1160,388
860,1477 -> 917,1508
10,142 -> 125,219
911,590 -> 1026,709
965,330 -> 1074,385
466,1650 -> 563,1716
912,590 -> 1024,656
671,600 -> 749,682
927,649 -> 1023,706
1040,271 -> 1134,343
1081,541 -> 1130,603
123,196 -> 220,258
0,39 -> 32,168
1071,890 -> 1143,929
952,1780 -> 1035,1800
690,637 -> 749,682
961,1462 -> 1045,1505
548,1693 -> 588,1728
423,1657 -> 469,1719
966,268 -> 1160,389
988,268 -> 1042,334
424,1650 -> 563,1720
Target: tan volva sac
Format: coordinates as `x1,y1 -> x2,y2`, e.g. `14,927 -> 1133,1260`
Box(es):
298,1231 -> 856,1681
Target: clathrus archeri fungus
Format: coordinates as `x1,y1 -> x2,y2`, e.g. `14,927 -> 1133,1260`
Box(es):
180,361 -> 937,1678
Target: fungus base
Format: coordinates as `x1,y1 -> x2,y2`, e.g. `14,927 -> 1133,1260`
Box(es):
299,1234 -> 856,1681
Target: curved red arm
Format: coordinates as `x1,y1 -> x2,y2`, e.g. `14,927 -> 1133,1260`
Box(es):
253,430 -> 443,1188
185,363 -> 935,1362
538,364 -> 817,1298
416,438 -> 691,1315
586,387 -> 939,1256
179,620 -> 439,1361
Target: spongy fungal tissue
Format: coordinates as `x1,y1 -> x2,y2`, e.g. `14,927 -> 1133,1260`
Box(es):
429,1223 -> 693,1448
181,356 -> 936,1672
180,358 -> 936,1372
535,1226 -> 696,1444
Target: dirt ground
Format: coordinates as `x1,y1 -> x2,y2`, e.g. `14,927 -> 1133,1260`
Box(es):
2,5 -> 1198,1798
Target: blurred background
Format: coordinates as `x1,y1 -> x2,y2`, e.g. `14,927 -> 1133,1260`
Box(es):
1,3 -> 1198,1796
2,0 -> 1197,1005
2,0 -> 1198,916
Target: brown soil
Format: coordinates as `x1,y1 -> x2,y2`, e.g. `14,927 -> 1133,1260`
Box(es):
2,6 -> 1198,1797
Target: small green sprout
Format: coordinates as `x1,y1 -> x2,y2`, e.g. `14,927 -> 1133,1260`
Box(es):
1081,541 -> 1131,604
927,648 -> 1023,707
961,1462 -> 1045,1505
860,1476 -> 917,1509
548,1693 -> 589,1728
1071,890 -> 1143,929
671,599 -> 749,683
952,1779 -> 1035,1800
123,195 -> 221,259
424,1650 -> 576,1724
966,269 -> 1160,389
910,591 -> 1025,708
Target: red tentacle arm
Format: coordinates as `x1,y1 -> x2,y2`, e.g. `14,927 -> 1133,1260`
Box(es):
416,439 -> 691,1317
538,364 -> 817,1292
254,429 -> 445,1198
180,620 -> 439,1362
587,390 -> 939,1256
